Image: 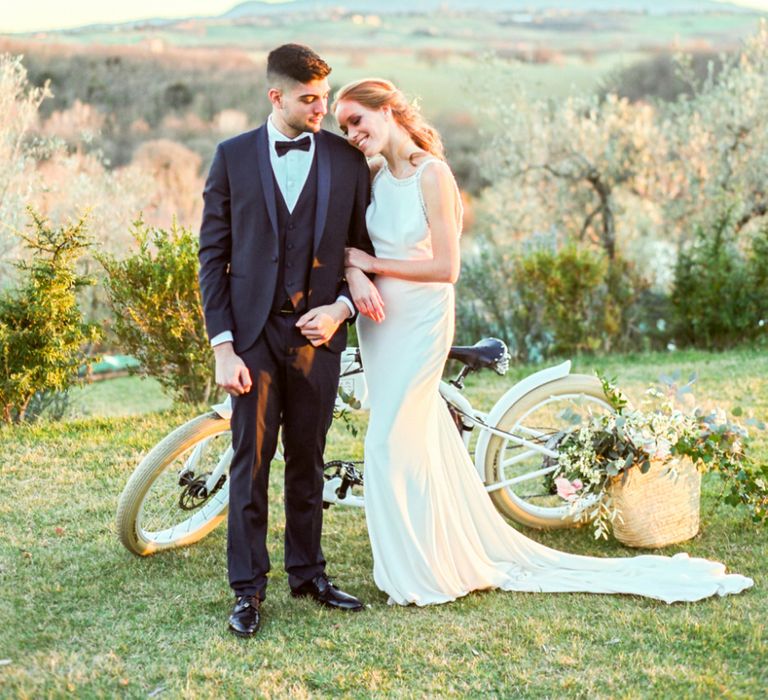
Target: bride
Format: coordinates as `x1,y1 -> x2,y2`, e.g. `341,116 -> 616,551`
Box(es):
333,78 -> 753,606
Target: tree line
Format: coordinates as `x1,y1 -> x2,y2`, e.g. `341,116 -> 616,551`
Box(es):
1,24 -> 767,421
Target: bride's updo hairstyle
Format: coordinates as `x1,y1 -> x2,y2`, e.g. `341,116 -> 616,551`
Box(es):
333,79 -> 445,164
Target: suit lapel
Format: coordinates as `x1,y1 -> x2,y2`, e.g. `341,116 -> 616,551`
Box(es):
255,125 -> 279,239
313,130 -> 331,254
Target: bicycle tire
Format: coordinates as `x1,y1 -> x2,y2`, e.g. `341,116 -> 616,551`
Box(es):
117,412 -> 232,555
483,374 -> 612,529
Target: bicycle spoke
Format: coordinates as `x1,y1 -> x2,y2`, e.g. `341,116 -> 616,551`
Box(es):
138,433 -> 231,542
500,448 -> 540,468
487,462 -> 558,492
484,378 -> 614,527
514,424 -> 549,439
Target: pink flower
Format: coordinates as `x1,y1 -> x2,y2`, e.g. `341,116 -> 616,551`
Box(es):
555,477 -> 583,501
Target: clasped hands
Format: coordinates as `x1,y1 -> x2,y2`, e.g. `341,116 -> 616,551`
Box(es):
345,247 -> 385,324
215,248 -> 383,397
214,301 -> 351,397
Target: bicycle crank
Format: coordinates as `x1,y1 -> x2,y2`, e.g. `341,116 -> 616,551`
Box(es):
177,470 -> 227,510
323,460 -> 365,508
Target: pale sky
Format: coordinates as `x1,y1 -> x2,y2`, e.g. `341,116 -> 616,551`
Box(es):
0,1 -> 258,33
0,0 -> 766,34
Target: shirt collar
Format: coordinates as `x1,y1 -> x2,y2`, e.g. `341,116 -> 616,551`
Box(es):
267,115 -> 316,146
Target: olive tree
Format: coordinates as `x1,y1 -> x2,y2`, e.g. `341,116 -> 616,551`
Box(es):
662,23 -> 768,240
0,54 -> 52,278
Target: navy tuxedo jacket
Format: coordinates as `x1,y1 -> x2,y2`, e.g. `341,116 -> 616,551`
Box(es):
198,125 -> 373,354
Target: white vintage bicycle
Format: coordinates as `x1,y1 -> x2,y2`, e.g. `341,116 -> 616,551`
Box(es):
117,338 -> 613,555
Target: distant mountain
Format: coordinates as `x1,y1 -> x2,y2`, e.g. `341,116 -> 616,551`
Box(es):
222,0 -> 753,18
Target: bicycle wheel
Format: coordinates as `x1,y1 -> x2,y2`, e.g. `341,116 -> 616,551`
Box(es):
483,374 -> 612,529
117,412 -> 232,555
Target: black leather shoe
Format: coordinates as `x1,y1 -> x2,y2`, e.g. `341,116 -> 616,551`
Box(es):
291,573 -> 364,612
228,595 -> 261,637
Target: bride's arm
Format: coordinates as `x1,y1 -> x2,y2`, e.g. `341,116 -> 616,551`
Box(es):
345,160 -> 461,284
346,266 -> 385,322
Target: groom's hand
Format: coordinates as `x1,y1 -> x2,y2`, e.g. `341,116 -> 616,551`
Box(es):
296,302 -> 351,347
213,342 -> 252,396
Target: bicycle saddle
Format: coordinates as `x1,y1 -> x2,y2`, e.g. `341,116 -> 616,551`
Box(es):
448,338 -> 510,374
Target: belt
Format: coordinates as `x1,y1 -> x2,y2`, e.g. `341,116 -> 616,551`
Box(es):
272,299 -> 296,315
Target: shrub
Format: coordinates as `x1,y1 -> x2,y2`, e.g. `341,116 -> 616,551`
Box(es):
515,245 -> 610,357
99,218 -> 217,405
455,236 -> 519,351
599,50 -> 725,104
671,214 -> 768,348
0,209 -> 100,423
457,238 -> 644,361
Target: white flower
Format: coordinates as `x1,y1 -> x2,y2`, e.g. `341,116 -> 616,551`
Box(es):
655,438 -> 672,460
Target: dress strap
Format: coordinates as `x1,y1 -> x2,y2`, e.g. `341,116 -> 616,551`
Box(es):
414,157 -> 464,236
371,165 -> 387,188
414,156 -> 440,174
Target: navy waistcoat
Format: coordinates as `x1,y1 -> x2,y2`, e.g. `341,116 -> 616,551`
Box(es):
270,154 -> 318,314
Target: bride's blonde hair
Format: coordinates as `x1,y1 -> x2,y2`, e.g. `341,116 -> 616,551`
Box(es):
333,78 -> 445,163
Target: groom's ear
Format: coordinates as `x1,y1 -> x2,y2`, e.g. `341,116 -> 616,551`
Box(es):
267,87 -> 283,108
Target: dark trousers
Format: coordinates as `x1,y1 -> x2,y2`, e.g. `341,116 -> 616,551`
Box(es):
227,313 -> 341,598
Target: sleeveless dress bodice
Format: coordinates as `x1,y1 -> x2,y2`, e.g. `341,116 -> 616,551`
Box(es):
365,160 -> 437,262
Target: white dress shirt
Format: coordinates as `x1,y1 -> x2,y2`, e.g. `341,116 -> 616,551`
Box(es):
210,118 -> 354,347
267,115 -> 315,213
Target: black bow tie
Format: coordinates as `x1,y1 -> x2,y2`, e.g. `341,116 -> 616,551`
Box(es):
275,136 -> 311,157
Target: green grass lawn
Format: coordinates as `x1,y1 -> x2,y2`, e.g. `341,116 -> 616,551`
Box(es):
0,348 -> 766,697
65,375 -> 172,419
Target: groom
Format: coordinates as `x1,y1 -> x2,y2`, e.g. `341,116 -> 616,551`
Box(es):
198,43 -> 374,637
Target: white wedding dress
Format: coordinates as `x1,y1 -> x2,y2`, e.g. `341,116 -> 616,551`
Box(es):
356,158 -> 754,606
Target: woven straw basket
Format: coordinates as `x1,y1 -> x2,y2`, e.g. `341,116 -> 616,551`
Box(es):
608,458 -> 701,548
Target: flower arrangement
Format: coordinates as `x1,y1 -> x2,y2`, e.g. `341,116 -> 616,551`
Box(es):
551,374 -> 768,540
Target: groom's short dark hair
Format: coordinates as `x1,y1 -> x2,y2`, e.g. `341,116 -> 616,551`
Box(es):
267,44 -> 331,85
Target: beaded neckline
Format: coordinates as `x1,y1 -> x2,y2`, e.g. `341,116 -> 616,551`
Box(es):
381,158 -> 438,184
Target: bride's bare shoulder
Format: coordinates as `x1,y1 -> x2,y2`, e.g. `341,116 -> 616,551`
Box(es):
368,155 -> 387,181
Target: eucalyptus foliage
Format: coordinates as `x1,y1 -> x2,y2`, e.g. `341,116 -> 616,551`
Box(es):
552,374 -> 768,539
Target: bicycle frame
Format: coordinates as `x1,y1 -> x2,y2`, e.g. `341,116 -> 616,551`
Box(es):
116,341 -> 614,556
471,360 -> 572,487
203,348 -> 574,507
